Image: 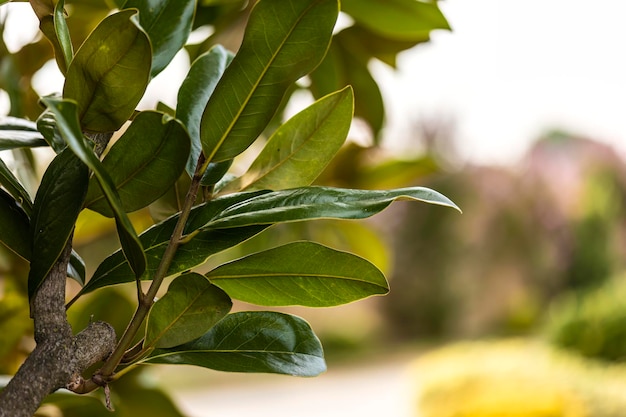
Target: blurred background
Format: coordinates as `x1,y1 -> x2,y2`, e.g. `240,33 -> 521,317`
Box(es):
2,0 -> 626,416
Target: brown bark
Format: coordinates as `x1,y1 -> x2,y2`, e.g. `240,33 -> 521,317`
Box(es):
0,242 -> 117,417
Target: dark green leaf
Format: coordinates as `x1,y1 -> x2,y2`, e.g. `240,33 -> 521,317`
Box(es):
223,87 -> 353,192
63,9 -> 151,132
80,191 -> 271,295
122,0 -> 196,77
54,0 -> 73,71
36,108 -> 66,153
28,148 -> 88,299
0,117 -> 38,131
205,186 -> 461,229
84,111 -> 190,217
144,311 -> 326,376
0,116 -> 47,150
200,0 -> 339,163
0,158 -> 33,216
341,0 -> 450,41
148,171 -> 192,223
145,273 -> 232,349
177,45 -> 233,176
0,188 -> 31,260
68,250 -> 86,286
207,241 -> 388,307
41,96 -> 146,279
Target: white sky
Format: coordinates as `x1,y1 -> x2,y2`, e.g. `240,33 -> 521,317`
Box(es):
2,0 -> 626,165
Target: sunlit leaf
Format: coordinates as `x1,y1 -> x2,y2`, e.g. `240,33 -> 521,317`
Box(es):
84,111 -> 190,217
143,311 -> 326,376
28,148 -> 88,299
200,0 -> 339,163
205,186 -> 461,229
177,45 -> 233,176
223,87 -> 353,192
63,9 -> 151,132
41,96 -> 146,280
122,0 -> 196,77
341,0 -> 450,41
207,241 -> 388,307
145,273 -> 232,349
80,191 -> 271,295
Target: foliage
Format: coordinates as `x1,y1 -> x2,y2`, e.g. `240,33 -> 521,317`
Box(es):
0,0 -> 456,415
544,275 -> 626,362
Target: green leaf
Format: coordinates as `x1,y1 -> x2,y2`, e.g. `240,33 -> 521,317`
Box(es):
28,148 -> 88,299
0,188 -> 31,260
63,9 -> 151,132
54,0 -> 73,71
84,111 -> 190,217
223,87 -> 354,192
310,39 -> 384,140
41,96 -> 146,280
177,45 -> 233,176
122,0 -> 196,77
207,241 -> 387,307
200,0 -> 339,163
36,108 -> 66,153
80,191 -> 271,295
0,116 -> 47,150
145,273 -> 232,349
143,311 -> 326,376
205,186 -> 461,229
0,158 -> 33,215
341,0 -> 450,41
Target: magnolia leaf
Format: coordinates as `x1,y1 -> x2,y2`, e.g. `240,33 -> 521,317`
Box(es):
36,108 -> 66,153
41,96 -> 146,279
341,0 -> 450,41
143,311 -> 326,376
0,158 -> 33,215
205,186 -> 461,229
177,45 -> 233,176
0,188 -> 31,260
63,9 -> 151,132
145,273 -> 232,349
122,0 -> 196,77
207,241 -> 388,307
53,0 -> 73,71
28,148 -> 88,299
223,87 -> 353,192
0,117 -> 46,150
200,0 -> 339,163
84,111 -> 190,217
79,191 -> 271,296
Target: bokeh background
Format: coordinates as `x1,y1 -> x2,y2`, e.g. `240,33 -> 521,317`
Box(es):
2,1 -> 626,416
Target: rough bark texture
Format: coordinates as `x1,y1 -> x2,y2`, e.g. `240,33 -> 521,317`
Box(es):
0,242 -> 117,417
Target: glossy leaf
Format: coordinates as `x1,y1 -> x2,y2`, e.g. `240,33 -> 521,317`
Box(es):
200,0 -> 339,163
143,311 -> 326,376
207,241 -> 388,307
63,9 -> 151,132
53,0 -> 73,71
223,87 -> 354,192
205,186 -> 461,230
28,148 -> 88,299
122,0 -> 196,77
0,158 -> 33,215
41,96 -> 146,279
0,116 -> 46,150
177,45 -> 233,176
341,0 -> 450,41
36,108 -> 66,153
80,191 -> 271,295
0,189 -> 31,260
145,273 -> 232,349
84,111 -> 190,217
148,171 -> 192,223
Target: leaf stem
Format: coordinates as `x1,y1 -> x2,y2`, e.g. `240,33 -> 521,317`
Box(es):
95,152 -> 207,380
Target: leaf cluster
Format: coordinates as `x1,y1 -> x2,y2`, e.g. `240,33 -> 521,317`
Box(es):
0,0 -> 456,413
